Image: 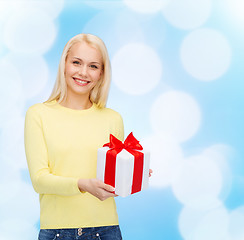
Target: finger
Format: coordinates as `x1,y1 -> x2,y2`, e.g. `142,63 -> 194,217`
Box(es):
98,190 -> 117,201
103,183 -> 115,193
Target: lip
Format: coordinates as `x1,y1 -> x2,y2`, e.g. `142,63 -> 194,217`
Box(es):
73,77 -> 90,86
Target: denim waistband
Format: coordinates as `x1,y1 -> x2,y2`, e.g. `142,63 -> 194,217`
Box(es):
39,225 -> 122,240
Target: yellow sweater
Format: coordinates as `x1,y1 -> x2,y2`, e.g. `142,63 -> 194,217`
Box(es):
24,100 -> 124,229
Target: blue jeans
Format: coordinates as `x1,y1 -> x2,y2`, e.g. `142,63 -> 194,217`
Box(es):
38,225 -> 122,240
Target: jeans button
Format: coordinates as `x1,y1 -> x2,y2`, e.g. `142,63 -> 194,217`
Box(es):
78,228 -> 82,236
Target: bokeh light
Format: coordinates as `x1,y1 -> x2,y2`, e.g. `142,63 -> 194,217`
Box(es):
172,155 -> 222,208
150,91 -> 201,142
141,135 -> 183,187
5,53 -> 49,99
180,28 -> 232,81
228,206 -> 244,239
112,43 -> 162,95
123,0 -> 169,14
0,59 -> 25,118
179,204 -> 229,240
162,0 -> 212,30
4,7 -> 57,54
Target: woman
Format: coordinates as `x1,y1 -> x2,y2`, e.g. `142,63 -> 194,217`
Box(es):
24,33 -> 124,240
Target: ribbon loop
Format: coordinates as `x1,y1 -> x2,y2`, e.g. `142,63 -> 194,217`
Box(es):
103,132 -> 143,151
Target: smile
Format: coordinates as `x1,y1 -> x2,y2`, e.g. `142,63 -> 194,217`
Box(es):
73,77 -> 90,86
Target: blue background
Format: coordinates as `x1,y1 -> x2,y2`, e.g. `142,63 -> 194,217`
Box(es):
0,0 -> 243,239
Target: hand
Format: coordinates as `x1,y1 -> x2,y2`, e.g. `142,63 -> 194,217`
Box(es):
149,169 -> 153,177
78,178 -> 117,201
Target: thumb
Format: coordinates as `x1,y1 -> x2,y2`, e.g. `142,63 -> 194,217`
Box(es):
103,183 -> 115,193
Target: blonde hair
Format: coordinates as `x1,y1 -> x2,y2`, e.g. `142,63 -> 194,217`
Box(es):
45,33 -> 111,108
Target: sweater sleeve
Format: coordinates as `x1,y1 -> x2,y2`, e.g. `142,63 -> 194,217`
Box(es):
24,106 -> 81,196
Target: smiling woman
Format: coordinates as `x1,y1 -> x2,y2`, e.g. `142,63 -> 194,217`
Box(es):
47,34 -> 111,109
63,41 -> 103,108
24,33 -> 124,240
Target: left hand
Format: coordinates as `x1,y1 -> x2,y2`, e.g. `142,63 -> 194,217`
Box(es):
149,169 -> 153,177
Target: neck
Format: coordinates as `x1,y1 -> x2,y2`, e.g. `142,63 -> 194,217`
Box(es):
60,95 -> 93,110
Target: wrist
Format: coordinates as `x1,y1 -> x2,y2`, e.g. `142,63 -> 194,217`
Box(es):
78,179 -> 88,193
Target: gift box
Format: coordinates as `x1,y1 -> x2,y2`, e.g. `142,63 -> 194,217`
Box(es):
96,132 -> 150,197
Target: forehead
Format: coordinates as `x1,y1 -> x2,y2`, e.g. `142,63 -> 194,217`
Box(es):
68,42 -> 102,62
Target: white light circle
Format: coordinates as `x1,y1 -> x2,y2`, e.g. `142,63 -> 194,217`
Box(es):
5,53 -> 49,99
226,0 -> 244,23
4,7 -> 57,54
0,1 -> 13,23
141,135 -> 183,187
82,11 -> 119,55
0,158 -> 21,186
0,218 -> 39,240
150,91 -> 201,142
0,116 -> 27,170
123,0 -> 169,14
193,207 -> 229,240
0,59 -> 25,118
12,0 -> 65,19
181,28 -> 232,81
172,155 -> 222,208
179,204 -> 229,240
229,206 -> 244,239
112,43 -> 162,95
202,144 -> 233,201
162,0 -> 212,30
0,182 -> 39,223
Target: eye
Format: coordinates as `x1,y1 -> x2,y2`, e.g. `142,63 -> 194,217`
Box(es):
90,64 -> 98,69
73,61 -> 80,65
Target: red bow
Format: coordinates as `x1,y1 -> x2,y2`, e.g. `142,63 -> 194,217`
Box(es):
103,132 -> 143,151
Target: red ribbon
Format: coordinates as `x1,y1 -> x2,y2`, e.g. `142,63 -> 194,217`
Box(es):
103,132 -> 144,194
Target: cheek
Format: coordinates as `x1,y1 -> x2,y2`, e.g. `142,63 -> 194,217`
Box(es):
94,70 -> 102,80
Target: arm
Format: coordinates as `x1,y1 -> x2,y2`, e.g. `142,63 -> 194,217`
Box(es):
24,106 -> 80,196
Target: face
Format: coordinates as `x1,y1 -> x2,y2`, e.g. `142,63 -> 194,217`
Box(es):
64,42 -> 103,100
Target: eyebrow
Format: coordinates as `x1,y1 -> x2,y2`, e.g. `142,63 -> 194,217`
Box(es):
73,57 -> 101,65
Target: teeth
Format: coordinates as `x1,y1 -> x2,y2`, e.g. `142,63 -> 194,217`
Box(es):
74,78 -> 88,84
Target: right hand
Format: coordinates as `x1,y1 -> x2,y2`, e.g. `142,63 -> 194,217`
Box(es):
77,178 -> 117,201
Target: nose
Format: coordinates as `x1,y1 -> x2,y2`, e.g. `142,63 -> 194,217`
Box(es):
78,65 -> 88,77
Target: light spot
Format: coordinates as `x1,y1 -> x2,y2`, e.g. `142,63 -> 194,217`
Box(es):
123,0 -> 169,14
141,135 -> 183,187
112,43 -> 162,95
193,207 -> 229,240
12,0 -> 65,19
180,28 -> 231,81
0,217 -> 39,240
0,116 -> 27,170
4,7 -> 57,54
5,53 -> 49,99
172,155 -> 222,208
150,91 -> 201,142
202,144 -> 233,201
179,204 -> 229,240
226,0 -> 244,23
228,206 -> 244,239
162,0 -> 212,30
0,182 -> 39,223
0,59 -> 25,121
